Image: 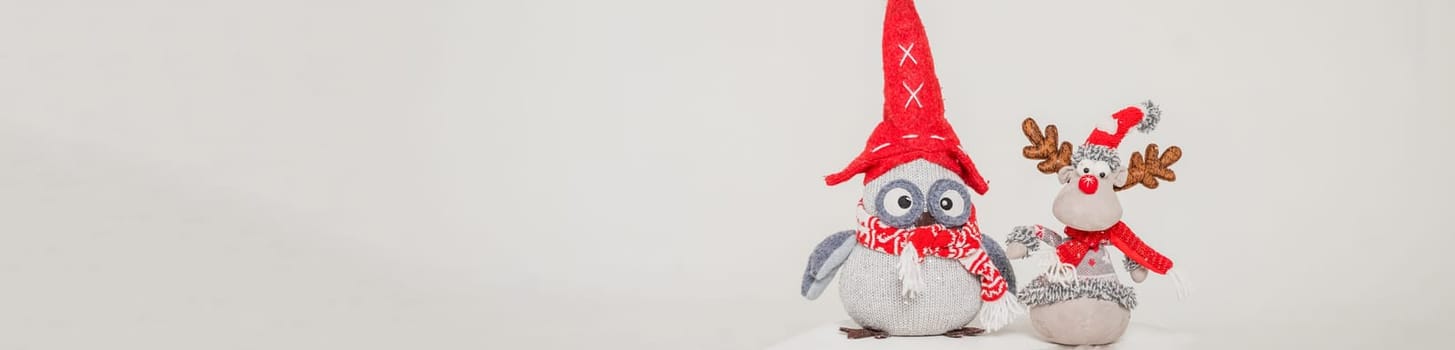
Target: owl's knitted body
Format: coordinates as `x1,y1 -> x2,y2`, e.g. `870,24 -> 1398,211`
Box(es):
802,159 -> 1019,338
796,0 -> 1023,338
838,246 -> 982,335
841,159 -> 993,336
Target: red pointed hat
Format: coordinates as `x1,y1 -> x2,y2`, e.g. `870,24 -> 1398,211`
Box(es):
825,0 -> 987,195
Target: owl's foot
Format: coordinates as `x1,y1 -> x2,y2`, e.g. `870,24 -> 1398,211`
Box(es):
943,327 -> 985,338
838,327 -> 889,339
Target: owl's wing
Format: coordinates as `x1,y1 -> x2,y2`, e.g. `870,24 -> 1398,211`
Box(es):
980,236 -> 1017,295
801,230 -> 857,300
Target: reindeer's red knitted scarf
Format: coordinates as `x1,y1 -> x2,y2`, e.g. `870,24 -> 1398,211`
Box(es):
1059,221 -> 1173,274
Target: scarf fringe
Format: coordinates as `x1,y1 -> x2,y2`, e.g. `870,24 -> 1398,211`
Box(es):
976,292 -> 1025,331
897,242 -> 925,299
1169,269 -> 1190,300
1030,244 -> 1079,284
1046,262 -> 1079,284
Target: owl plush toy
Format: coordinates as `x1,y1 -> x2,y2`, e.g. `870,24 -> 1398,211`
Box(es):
798,0 -> 1021,339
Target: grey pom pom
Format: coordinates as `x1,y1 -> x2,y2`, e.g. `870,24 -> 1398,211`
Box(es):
1136,100 -> 1161,133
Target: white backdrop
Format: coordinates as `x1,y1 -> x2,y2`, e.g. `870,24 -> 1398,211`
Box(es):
1,0 -> 1452,349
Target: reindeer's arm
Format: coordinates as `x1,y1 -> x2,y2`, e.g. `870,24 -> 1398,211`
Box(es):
1005,225 -> 1064,259
1124,257 -> 1149,283
1123,257 -> 1144,272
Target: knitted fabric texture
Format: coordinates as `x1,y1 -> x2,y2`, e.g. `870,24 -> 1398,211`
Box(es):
1123,256 -> 1144,272
1019,276 -> 1138,310
854,202 -> 1023,331
862,159 -> 967,218
1060,222 -> 1172,275
1135,101 -> 1161,133
1065,242 -> 1117,278
1072,144 -> 1122,171
1007,226 -> 1041,251
1007,224 -> 1066,252
855,204 -> 1008,303
1084,102 -> 1157,149
838,245 -> 982,335
980,235 -> 1017,295
824,0 -> 987,194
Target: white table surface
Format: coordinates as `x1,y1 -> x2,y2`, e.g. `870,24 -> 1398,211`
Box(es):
766,320 -> 1195,350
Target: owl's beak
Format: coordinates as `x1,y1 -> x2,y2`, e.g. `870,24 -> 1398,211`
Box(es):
913,212 -> 936,227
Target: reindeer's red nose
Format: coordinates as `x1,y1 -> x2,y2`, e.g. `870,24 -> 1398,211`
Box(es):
1078,175 -> 1099,194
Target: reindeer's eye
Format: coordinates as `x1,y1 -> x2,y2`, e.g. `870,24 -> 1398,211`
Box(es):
1088,162 -> 1113,180
1083,168 -> 1090,174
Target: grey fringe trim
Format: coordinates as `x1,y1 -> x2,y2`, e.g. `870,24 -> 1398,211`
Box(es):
1007,226 -> 1041,251
1137,100 -> 1161,133
1018,276 -> 1138,310
1072,144 -> 1122,171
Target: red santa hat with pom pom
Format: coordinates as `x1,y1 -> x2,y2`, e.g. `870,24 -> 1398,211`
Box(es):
1086,101 -> 1161,149
824,0 -> 987,195
1076,101 -> 1162,169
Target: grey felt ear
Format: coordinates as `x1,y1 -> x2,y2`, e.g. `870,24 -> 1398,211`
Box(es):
1057,166 -> 1077,184
1114,168 -> 1130,188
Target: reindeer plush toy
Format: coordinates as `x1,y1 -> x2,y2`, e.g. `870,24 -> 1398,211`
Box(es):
1004,102 -> 1182,346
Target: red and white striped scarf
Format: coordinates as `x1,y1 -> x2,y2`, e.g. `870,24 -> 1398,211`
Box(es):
854,203 -> 1023,330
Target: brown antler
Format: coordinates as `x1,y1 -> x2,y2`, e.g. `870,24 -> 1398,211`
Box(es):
1021,118 -> 1073,174
1115,144 -> 1182,191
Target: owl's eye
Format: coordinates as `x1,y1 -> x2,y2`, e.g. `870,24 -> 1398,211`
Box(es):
928,179 -> 971,226
881,187 -> 915,217
873,180 -> 923,228
937,190 -> 965,217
